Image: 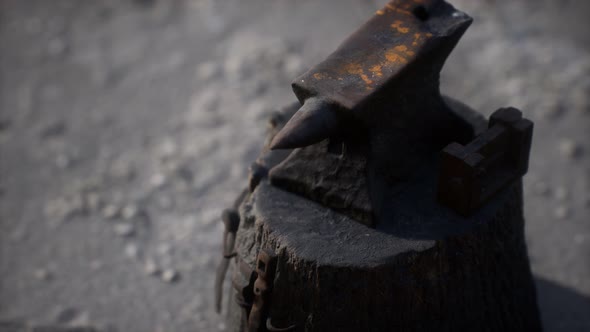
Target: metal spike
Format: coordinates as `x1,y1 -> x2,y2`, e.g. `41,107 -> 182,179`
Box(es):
269,97 -> 339,150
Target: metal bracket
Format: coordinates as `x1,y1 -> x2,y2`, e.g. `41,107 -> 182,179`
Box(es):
233,259 -> 258,328
437,107 -> 533,216
247,249 -> 279,332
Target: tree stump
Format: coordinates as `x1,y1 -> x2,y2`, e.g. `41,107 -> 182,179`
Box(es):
223,99 -> 541,332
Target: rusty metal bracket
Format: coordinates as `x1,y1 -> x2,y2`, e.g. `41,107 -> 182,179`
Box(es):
437,107 -> 533,216
233,259 -> 258,328
248,249 -> 279,332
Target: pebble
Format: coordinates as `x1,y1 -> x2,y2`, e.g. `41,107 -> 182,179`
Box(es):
102,204 -> 120,219
157,139 -> 178,159
149,172 -> 167,188
161,269 -> 179,283
121,204 -> 138,220
55,154 -> 72,169
113,222 -> 135,237
54,307 -> 89,326
54,307 -> 80,324
125,243 -> 139,259
109,160 -> 135,181
41,121 -> 67,138
69,310 -> 90,327
554,186 -> 569,201
554,205 -> 570,220
144,259 -> 159,276
84,192 -> 102,211
44,196 -> 83,222
558,139 -> 583,159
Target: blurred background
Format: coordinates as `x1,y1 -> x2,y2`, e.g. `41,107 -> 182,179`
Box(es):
0,0 -> 588,331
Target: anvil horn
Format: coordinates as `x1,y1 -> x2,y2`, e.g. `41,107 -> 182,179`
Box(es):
270,97 -> 339,150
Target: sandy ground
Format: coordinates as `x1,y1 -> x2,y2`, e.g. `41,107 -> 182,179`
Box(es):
0,0 -> 589,331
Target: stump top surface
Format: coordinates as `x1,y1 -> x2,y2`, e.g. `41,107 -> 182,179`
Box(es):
253,170 -> 517,268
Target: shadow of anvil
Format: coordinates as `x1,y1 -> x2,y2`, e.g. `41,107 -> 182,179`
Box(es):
220,1 -> 541,331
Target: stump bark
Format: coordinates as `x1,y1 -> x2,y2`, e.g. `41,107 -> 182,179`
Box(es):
224,100 -> 542,331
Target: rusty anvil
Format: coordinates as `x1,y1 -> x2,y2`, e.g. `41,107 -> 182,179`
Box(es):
265,0 -> 533,223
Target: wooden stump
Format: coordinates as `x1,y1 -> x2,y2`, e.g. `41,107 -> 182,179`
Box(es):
224,100 -> 542,331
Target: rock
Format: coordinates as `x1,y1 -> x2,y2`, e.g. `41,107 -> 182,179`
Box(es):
149,172 -> 167,189
109,160 -> 135,181
161,269 -> 179,283
113,223 -> 135,237
121,204 -> 138,220
54,307 -> 79,324
143,259 -> 159,276
68,310 -> 90,327
40,121 -> 67,138
55,154 -> 71,169
101,205 -> 119,219
175,166 -> 194,183
156,139 -> 178,159
554,186 -> 569,201
554,205 -> 570,220
217,322 -> 227,331
44,196 -> 83,223
558,139 -> 583,159
84,192 -> 101,212
125,243 -> 139,259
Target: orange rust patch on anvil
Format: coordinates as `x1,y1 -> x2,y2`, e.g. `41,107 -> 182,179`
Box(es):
344,62 -> 374,87
383,45 -> 418,66
391,20 -> 410,34
313,72 -> 329,80
369,65 -> 383,78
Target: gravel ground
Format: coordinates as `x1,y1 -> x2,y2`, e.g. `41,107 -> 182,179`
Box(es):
0,0 -> 588,331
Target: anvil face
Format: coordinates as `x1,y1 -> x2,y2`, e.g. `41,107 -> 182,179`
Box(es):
292,0 -> 472,111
